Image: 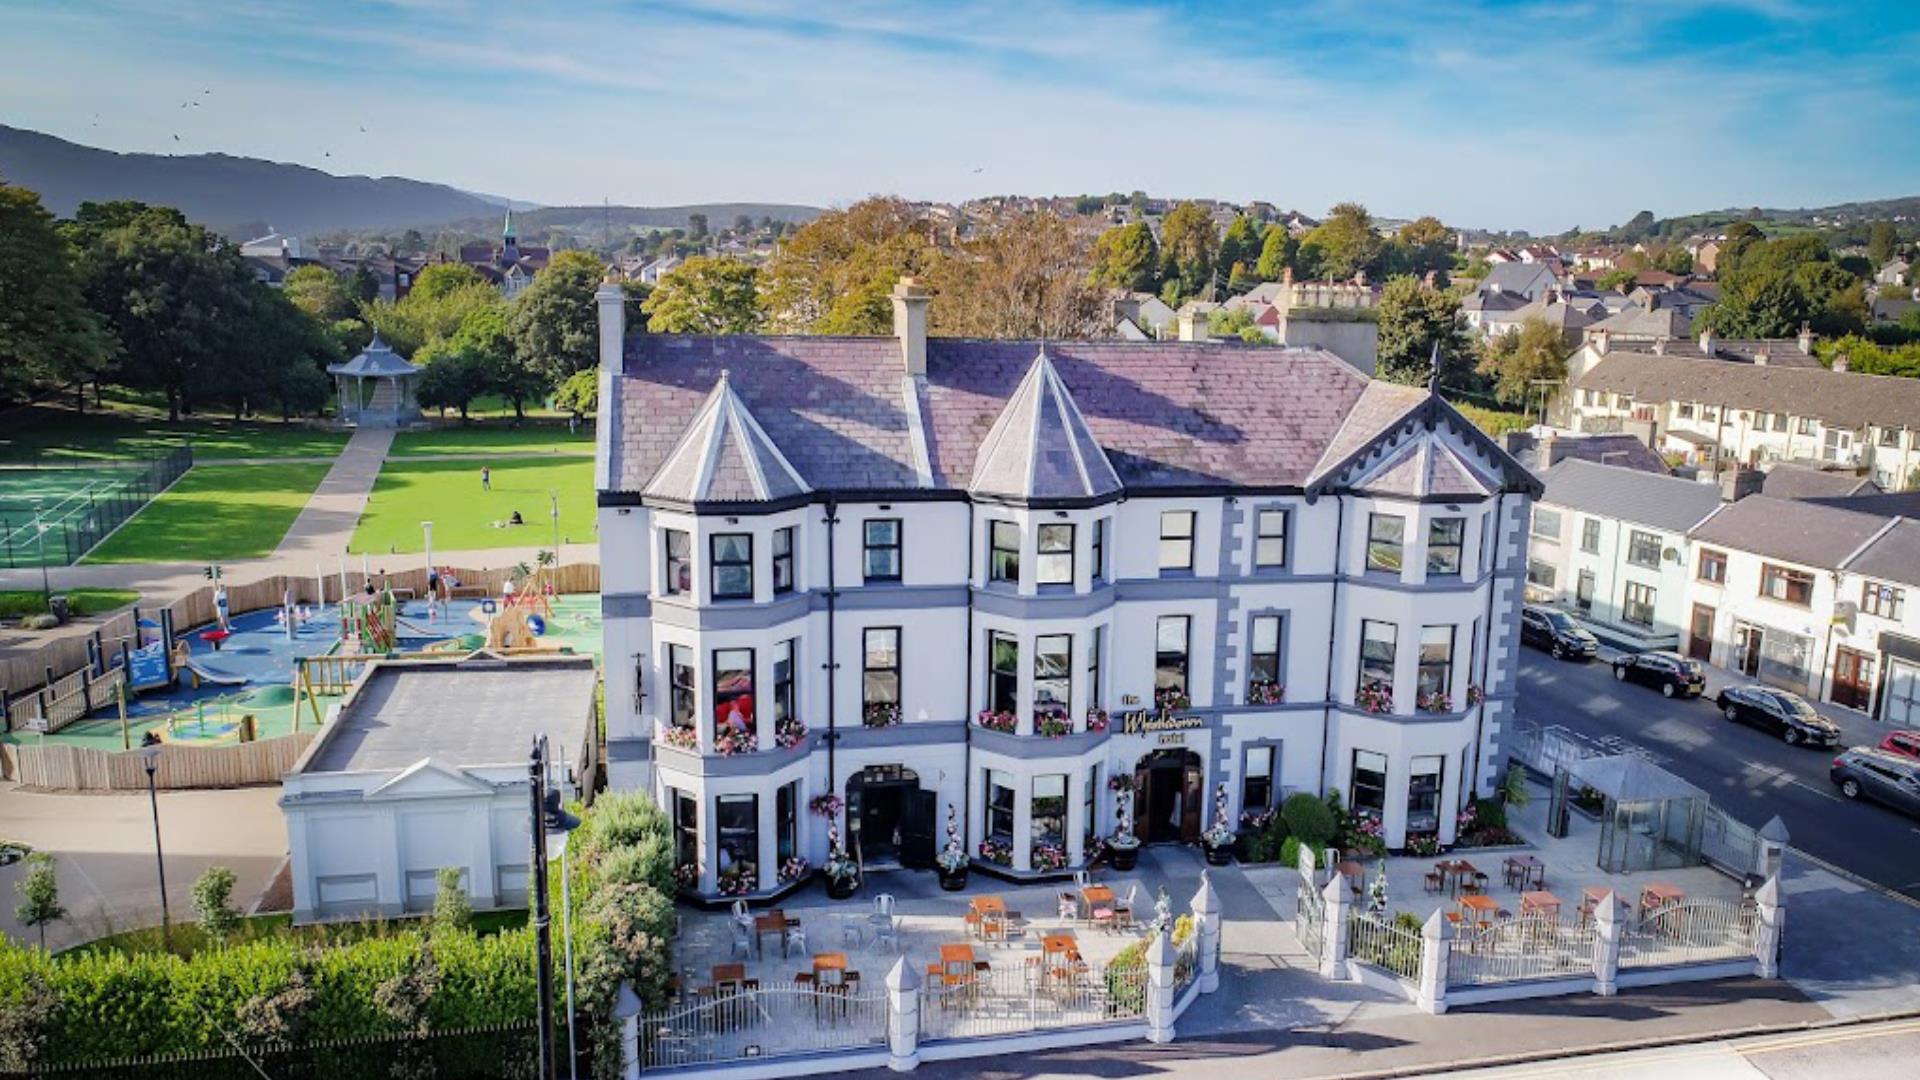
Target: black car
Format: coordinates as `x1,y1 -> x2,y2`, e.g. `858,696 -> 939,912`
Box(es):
1831,747 -> 1920,819
1715,685 -> 1841,747
1610,650 -> 1706,698
1520,605 -> 1599,661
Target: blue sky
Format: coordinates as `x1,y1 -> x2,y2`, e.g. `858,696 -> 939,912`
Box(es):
4,0 -> 1916,233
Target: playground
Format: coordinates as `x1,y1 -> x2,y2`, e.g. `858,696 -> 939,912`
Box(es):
2,580 -> 602,754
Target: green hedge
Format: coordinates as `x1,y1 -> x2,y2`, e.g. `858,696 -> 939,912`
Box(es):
0,789 -> 677,1076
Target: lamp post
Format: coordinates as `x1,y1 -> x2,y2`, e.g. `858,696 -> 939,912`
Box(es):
548,489 -> 560,559
545,754 -> 582,1080
34,514 -> 51,606
421,521 -> 435,618
137,743 -> 170,938
529,735 -> 580,1080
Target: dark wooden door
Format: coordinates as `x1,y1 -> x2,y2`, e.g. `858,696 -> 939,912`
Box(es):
1688,604 -> 1715,662
1832,648 -> 1874,711
1133,763 -> 1149,840
900,789 -> 936,870
1179,763 -> 1204,843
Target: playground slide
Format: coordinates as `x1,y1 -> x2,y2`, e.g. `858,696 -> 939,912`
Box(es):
393,617 -> 449,638
180,657 -> 248,686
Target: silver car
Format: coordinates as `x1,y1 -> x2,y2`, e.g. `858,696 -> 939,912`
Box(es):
1831,748 -> 1920,819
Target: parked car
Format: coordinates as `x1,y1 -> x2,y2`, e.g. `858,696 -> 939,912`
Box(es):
1876,730 -> 1920,761
1610,650 -> 1706,698
1714,685 -> 1841,747
1520,605 -> 1599,661
1830,747 -> 1920,818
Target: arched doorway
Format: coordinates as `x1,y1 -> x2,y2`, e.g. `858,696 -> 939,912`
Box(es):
1134,749 -> 1203,844
846,765 -> 934,871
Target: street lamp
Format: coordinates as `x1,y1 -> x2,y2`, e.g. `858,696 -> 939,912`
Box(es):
34,514 -> 51,606
548,490 -> 560,558
528,735 -> 580,1080
137,743 -> 170,938
421,521 -> 435,618
545,772 -> 582,1079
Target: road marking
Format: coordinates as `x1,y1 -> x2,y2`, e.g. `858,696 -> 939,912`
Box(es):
1738,1017 -> 1920,1055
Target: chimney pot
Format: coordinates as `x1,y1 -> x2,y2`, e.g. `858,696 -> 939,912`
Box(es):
1698,329 -> 1716,357
1833,352 -> 1851,373
1178,308 -> 1210,342
891,277 -> 930,376
1797,322 -> 1814,356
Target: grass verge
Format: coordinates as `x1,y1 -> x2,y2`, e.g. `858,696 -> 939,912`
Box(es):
0,588 -> 140,618
389,421 -> 594,457
82,463 -> 330,563
349,457 -> 595,555
0,403 -> 347,462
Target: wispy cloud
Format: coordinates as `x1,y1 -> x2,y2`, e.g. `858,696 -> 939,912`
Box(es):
2,0 -> 1913,232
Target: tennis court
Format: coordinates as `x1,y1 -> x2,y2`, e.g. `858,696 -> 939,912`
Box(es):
0,448 -> 191,567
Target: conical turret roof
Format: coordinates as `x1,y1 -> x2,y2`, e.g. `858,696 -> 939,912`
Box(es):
969,349 -> 1122,502
644,372 -> 810,504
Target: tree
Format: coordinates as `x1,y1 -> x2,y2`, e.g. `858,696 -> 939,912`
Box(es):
13,853 -> 64,950
1208,306 -> 1268,343
1868,221 -> 1899,267
190,865 -> 241,943
349,265 -> 382,304
1157,201 -> 1218,303
1654,247 -> 1694,275
760,198 -> 932,333
510,249 -> 604,390
414,342 -> 494,422
554,368 -> 599,419
1697,235 -> 1866,338
643,256 -> 764,334
687,213 -> 708,241
925,211 -> 1104,340
1597,268 -> 1637,293
361,264 -> 500,356
1477,317 -> 1569,407
1301,202 -> 1384,282
283,265 -> 355,322
1087,221 -> 1160,293
245,288 -> 335,420
432,867 -> 472,936
1218,215 -> 1262,281
1255,224 -> 1295,282
0,182 -> 113,404
1389,216 -> 1454,281
1375,274 -> 1470,386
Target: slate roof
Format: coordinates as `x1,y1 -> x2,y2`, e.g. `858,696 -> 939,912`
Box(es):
1354,439 -> 1495,499
1846,517 -> 1920,589
1573,352 -> 1920,428
1462,289 -> 1528,314
1590,304 -> 1690,339
1504,432 -> 1670,475
1482,262 -> 1556,298
608,336 -> 1485,498
644,372 -> 811,504
302,657 -> 599,774
326,335 -> 418,378
1760,463 -> 1879,501
1688,495 -> 1893,571
969,350 -> 1123,501
1539,459 -> 1722,534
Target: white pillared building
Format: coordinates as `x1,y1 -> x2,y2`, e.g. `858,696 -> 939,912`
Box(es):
592,276 -> 1541,900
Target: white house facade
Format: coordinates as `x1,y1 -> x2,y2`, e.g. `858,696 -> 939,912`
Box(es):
595,276 -> 1540,901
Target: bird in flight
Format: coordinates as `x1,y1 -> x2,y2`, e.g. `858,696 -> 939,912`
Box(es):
172,134 -> 180,142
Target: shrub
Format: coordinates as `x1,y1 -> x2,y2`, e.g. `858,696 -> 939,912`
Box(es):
191,866 -> 240,943
432,867 -> 473,936
1281,793 -> 1335,851
13,853 -> 64,950
1279,836 -> 1303,869
1241,814 -> 1290,863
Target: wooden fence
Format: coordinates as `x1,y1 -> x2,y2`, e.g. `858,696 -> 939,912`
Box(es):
6,730 -> 317,790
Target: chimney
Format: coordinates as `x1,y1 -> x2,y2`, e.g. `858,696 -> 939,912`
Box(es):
1538,428 -> 1558,467
1833,352 -> 1850,373
1593,327 -> 1611,355
1698,329 -> 1716,357
1651,338 -> 1666,355
891,277 -> 930,376
1178,307 -> 1210,342
596,267 -> 626,370
1797,322 -> 1815,356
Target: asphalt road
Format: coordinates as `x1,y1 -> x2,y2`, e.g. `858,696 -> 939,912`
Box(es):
1515,646 -> 1920,901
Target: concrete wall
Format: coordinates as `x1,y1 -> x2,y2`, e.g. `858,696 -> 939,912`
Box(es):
1279,317 -> 1378,377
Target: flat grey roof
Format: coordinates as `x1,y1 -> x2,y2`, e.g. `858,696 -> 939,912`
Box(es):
304,657 -> 598,774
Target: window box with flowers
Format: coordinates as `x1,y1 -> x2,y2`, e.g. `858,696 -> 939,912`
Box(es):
774,717 -> 808,751
1356,683 -> 1394,714
975,709 -> 1017,734
1344,812 -> 1387,858
862,702 -> 902,728
1403,833 -> 1442,857
779,856 -> 810,885
1247,680 -> 1286,705
1033,710 -> 1072,739
1154,686 -> 1191,714
672,863 -> 699,891
716,864 -> 757,897
1466,684 -> 1485,706
978,837 -> 1013,866
712,725 -> 756,756
1031,842 -> 1068,872
1084,708 -> 1110,734
658,723 -> 698,752
1416,690 -> 1452,714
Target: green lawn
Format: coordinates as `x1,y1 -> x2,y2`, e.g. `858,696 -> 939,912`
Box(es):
0,404 -> 348,463
389,421 -> 595,457
0,589 -> 140,618
349,457 -> 596,555
82,463 -> 330,563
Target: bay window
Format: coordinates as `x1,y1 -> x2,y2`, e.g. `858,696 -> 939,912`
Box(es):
1407,756 -> 1444,834
663,529 -> 691,596
1033,775 -> 1068,854
985,770 -> 1015,844
710,533 -> 752,599
715,794 -> 759,886
1358,620 -> 1396,696
1427,517 -> 1465,576
1350,749 -> 1388,820
1034,634 -> 1072,722
987,632 -> 1020,715
772,639 -> 797,727
669,644 -> 696,730
772,526 -> 795,594
1417,625 -> 1453,710
1366,513 -> 1405,572
712,648 -> 756,746
776,782 -> 799,867
989,520 -> 1021,582
1037,523 -> 1075,585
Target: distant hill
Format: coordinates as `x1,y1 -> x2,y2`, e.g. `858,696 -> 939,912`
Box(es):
0,125 -> 822,237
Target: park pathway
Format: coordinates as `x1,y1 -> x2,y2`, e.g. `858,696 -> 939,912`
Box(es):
272,427 -> 393,563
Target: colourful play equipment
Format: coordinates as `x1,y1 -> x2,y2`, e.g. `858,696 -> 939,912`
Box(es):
339,586 -> 398,654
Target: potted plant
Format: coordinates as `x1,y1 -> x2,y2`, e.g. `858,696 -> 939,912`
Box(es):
975,708 -> 1017,734
1084,707 -> 1110,734
1032,842 -> 1068,872
1034,710 -> 1071,739
774,716 -> 808,750
862,701 -> 902,728
779,856 -> 810,885
935,804 -> 969,890
977,837 -> 1013,866
1153,686 -> 1191,714
1106,774 -> 1141,870
824,825 -> 860,899
717,863 -> 756,897
1248,679 -> 1286,705
1202,783 -> 1235,865
808,793 -> 844,819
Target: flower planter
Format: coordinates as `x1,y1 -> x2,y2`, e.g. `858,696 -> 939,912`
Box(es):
1108,844 -> 1139,872
1204,842 -> 1233,866
825,875 -> 859,900
938,867 -> 969,892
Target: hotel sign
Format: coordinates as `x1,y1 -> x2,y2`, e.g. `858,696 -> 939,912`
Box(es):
1119,710 -> 1207,737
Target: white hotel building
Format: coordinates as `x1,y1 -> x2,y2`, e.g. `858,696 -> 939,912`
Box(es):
593,277 -> 1540,900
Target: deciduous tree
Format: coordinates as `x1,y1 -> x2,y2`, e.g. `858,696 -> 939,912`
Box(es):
0,183 -> 112,404
13,853 -> 64,950
1087,221 -> 1159,293
1477,317 -> 1569,407
1156,201 -> 1218,303
925,211 -> 1103,340
509,250 -> 604,389
1376,274 -> 1470,386
642,256 -> 764,334
1301,202 -> 1384,282
760,197 -> 931,333
1255,224 -> 1295,282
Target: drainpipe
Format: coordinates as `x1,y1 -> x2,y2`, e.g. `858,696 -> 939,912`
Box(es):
963,502 -> 976,852
824,496 -> 840,796
1818,570 -> 1840,704
1317,494 -> 1347,797
1471,493 -> 1505,799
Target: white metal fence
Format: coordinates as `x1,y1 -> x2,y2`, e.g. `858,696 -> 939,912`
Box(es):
1449,915 -> 1598,987
918,960 -> 1147,1042
1173,933 -> 1200,994
1296,880 -> 1326,957
638,984 -> 887,1071
1700,806 -> 1762,879
1620,900 -> 1758,969
1346,912 -> 1422,981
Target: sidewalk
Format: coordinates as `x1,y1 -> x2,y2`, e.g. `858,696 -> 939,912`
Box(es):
273,426 -> 393,561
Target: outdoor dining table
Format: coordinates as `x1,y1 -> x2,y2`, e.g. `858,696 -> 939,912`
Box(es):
1639,883 -> 1686,933
1503,855 -> 1545,889
753,912 -> 791,958
1079,885 -> 1114,922
1457,893 -> 1499,931
970,896 -> 1008,941
811,952 -> 850,986
1519,891 -> 1562,919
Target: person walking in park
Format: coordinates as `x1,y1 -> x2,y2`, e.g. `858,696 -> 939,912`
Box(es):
481,465 -> 491,491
